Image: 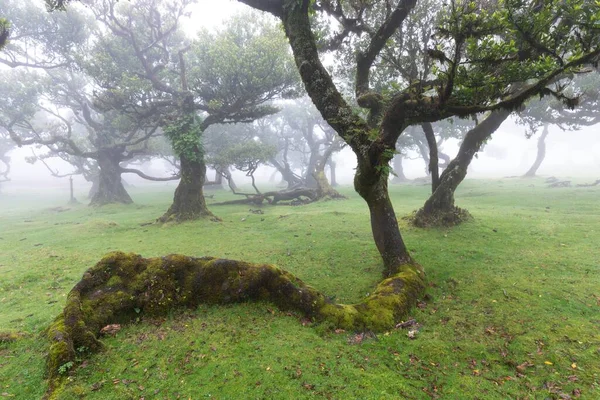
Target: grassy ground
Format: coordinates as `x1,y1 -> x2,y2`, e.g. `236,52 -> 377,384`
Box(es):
0,178 -> 598,399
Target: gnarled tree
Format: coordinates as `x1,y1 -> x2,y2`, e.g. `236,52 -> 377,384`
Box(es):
82,0 -> 300,222
236,0 -> 599,271
40,2 -> 600,396
518,71 -> 600,177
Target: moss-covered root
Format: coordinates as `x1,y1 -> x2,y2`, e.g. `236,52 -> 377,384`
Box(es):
410,206 -> 472,228
44,252 -> 425,396
320,263 -> 425,330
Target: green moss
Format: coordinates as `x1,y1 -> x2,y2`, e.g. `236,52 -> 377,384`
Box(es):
318,303 -> 358,330
105,275 -> 122,287
43,251 -> 426,398
46,341 -> 70,377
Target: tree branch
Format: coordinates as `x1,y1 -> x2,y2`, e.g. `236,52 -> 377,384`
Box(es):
120,167 -> 180,181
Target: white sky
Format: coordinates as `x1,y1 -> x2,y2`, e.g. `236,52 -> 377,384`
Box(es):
183,0 -> 248,33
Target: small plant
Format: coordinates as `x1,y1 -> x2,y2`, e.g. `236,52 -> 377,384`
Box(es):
58,361 -> 74,375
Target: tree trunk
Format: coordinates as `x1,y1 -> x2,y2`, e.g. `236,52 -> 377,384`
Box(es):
221,167 -> 238,192
313,157 -> 344,199
523,124 -> 549,178
270,158 -> 302,188
304,150 -> 319,188
89,152 -> 132,206
391,154 -> 409,183
422,122 -> 440,192
68,176 -> 79,205
215,170 -> 223,185
415,138 -> 430,175
159,151 -> 215,222
439,151 -> 451,171
328,159 -> 338,186
268,168 -> 279,183
353,154 -> 415,276
87,178 -> 99,199
414,110 -> 510,226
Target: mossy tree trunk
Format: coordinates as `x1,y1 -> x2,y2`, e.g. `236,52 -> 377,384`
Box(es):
523,124 -> 549,178
354,153 -> 414,276
413,110 -> 510,226
312,146 -> 345,200
89,150 -> 132,206
159,150 -> 214,222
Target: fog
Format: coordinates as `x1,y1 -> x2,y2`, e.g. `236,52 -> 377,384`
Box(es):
3,113 -> 598,198
1,0 -> 599,203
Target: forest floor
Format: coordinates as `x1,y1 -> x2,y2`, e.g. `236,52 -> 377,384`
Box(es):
0,177 -> 599,399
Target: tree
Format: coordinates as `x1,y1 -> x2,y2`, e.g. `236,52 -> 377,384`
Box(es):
205,123 -> 275,195
1,0 -> 88,69
0,68 -> 174,205
523,122 -> 549,177
83,0 -> 299,221
415,68 -> 600,226
273,100 -> 346,196
518,71 -> 600,177
233,0 -> 599,291
37,4 -> 600,390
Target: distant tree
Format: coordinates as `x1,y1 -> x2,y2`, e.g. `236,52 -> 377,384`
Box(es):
0,69 -> 174,205
255,113 -> 306,188
1,0 -> 87,69
212,137 -> 277,195
83,0 -> 299,221
518,71 -> 600,177
259,99 -> 346,195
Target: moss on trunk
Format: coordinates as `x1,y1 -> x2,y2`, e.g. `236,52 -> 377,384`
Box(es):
44,251 -> 425,397
159,154 -> 216,222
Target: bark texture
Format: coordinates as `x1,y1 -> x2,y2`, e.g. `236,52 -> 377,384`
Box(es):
159,153 -> 215,222
44,251 -> 425,398
523,124 -> 549,178
413,110 -> 510,227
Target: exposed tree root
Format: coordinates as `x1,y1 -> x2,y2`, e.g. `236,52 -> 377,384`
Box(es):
43,251 -> 425,398
409,206 -> 472,228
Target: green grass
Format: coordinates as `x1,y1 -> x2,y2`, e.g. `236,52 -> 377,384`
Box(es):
1,178 -> 599,399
